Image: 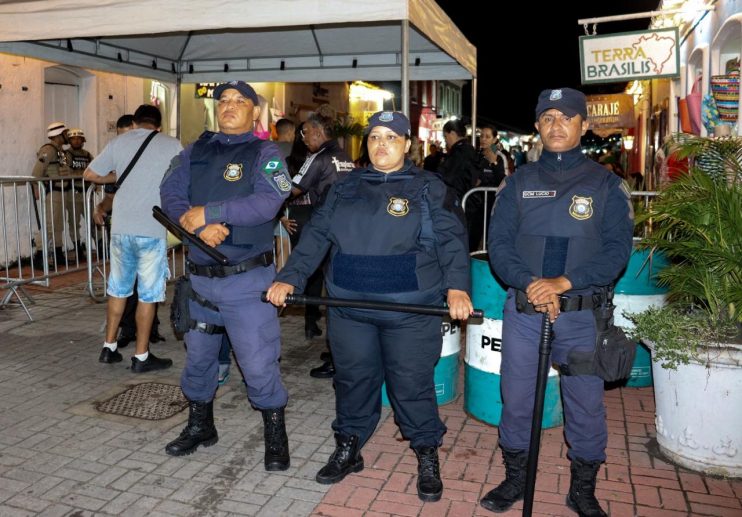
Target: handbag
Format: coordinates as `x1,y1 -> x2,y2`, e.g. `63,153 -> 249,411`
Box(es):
710,72 -> 740,123
678,97 -> 693,134
687,75 -> 703,135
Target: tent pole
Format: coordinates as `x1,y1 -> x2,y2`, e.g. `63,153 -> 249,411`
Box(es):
471,76 -> 478,146
175,74 -> 182,140
401,20 -> 409,117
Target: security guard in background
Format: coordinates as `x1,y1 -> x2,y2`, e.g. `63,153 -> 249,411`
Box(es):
160,81 -> 292,471
32,122 -> 73,264
65,128 -> 93,256
481,88 -> 633,517
267,111 -> 474,502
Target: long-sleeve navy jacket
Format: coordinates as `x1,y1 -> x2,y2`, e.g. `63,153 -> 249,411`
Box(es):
276,160 -> 470,304
160,131 -> 289,264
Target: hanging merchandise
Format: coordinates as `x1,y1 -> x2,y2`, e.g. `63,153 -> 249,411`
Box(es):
710,72 -> 739,124
686,75 -> 703,135
678,97 -> 693,134
701,93 -> 721,134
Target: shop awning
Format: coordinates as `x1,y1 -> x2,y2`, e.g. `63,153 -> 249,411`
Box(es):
0,0 -> 476,83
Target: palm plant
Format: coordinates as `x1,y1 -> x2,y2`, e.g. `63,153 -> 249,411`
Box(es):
629,134 -> 742,368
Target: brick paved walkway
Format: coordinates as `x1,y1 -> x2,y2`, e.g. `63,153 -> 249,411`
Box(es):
0,281 -> 740,516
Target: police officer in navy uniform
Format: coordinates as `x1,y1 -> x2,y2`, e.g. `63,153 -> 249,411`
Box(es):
266,111 -> 474,502
480,88 -> 633,516
160,81 -> 292,471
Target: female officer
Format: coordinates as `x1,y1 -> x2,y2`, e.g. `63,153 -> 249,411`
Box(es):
266,111 -> 473,502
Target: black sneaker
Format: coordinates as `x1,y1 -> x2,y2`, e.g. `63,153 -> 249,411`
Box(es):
131,353 -> 173,373
99,347 -> 123,364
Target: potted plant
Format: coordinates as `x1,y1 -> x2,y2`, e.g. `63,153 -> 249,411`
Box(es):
628,133 -> 742,477
334,114 -> 364,152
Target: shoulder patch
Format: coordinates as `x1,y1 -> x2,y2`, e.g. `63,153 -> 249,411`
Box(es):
262,158 -> 284,174
272,172 -> 292,192
260,157 -> 291,194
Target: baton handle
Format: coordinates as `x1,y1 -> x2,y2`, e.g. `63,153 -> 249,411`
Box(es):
152,206 -> 229,265
261,292 -> 484,319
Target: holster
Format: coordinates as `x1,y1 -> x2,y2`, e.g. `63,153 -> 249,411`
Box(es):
560,287 -> 637,382
170,276 -> 225,337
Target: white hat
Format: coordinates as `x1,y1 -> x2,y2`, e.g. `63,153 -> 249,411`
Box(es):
47,122 -> 67,138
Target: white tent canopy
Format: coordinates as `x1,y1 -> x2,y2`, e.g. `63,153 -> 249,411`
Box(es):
0,0 -> 476,84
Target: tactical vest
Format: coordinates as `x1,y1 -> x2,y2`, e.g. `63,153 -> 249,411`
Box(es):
66,149 -> 92,172
513,160 -> 609,282
40,143 -> 70,176
189,132 -> 274,249
324,168 -> 442,304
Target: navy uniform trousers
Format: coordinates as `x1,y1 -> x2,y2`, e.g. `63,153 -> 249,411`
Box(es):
499,290 -> 607,462
328,307 -> 447,449
182,264 -> 288,408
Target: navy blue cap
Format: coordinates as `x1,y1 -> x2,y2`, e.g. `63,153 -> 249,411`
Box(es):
535,88 -> 587,120
365,111 -> 411,137
213,81 -> 259,105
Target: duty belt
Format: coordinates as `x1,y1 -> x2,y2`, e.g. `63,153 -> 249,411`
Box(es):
187,251 -> 273,278
515,289 -> 598,315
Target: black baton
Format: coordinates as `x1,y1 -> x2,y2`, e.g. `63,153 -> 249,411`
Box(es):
523,312 -> 554,516
152,206 -> 229,265
261,292 -> 484,318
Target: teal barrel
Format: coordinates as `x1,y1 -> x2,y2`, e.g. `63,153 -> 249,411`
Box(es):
381,317 -> 460,407
464,252 -> 564,428
613,248 -> 669,387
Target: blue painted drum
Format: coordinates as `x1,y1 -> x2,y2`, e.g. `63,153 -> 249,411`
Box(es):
464,253 -> 564,428
614,248 -> 669,387
381,317 -> 461,407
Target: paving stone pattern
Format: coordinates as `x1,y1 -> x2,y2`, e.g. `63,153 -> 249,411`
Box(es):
0,282 -> 740,516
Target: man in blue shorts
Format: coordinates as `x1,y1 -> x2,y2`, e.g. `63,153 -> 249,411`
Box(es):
83,104 -> 183,373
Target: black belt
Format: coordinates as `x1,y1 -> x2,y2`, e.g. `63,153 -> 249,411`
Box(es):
187,251 -> 273,278
50,185 -> 73,192
515,289 -> 597,315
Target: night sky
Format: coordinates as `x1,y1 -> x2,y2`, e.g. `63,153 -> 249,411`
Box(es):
435,0 -> 663,133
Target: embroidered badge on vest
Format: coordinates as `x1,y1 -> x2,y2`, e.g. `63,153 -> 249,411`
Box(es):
387,197 -> 409,217
224,163 -> 243,181
569,195 -> 593,220
273,172 -> 292,192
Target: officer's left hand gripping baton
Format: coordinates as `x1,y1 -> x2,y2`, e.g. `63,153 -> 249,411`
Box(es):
523,312 -> 554,517
152,206 -> 229,265
261,292 -> 484,318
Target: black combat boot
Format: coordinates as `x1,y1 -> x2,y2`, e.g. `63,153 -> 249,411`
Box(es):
262,407 -> 290,471
480,447 -> 528,512
566,457 -> 607,517
413,446 -> 443,502
165,400 -> 218,456
316,433 -> 364,484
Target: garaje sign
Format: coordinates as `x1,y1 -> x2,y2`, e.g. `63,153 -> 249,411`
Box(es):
580,28 -> 680,84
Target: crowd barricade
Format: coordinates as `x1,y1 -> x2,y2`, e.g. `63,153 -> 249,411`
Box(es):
462,186 -> 498,254
85,185 -> 188,301
0,176 -> 96,319
0,176 -> 189,320
274,207 -> 292,271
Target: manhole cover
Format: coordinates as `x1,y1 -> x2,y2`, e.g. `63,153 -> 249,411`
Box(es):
95,383 -> 188,420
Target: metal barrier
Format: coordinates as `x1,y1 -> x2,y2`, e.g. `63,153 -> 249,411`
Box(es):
2,175 -> 292,320
1,176 -> 96,319
462,186 -> 498,254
